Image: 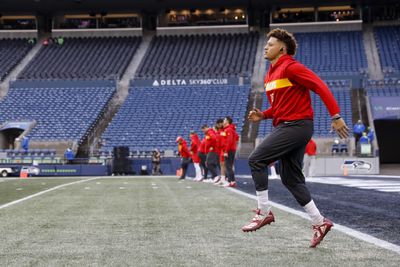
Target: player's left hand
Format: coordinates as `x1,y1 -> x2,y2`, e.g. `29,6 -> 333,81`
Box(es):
331,117 -> 349,139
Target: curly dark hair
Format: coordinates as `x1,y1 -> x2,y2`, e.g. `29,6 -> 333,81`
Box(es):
267,28 -> 297,56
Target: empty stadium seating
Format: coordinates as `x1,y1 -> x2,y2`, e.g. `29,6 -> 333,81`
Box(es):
18,36 -> 141,80
258,80 -> 353,138
100,85 -> 250,154
294,31 -> 367,76
136,32 -> 258,78
374,26 -> 400,76
0,38 -> 35,81
0,82 -> 115,143
365,78 -> 400,96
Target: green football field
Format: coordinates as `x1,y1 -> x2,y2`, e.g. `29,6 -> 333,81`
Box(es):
0,176 -> 399,266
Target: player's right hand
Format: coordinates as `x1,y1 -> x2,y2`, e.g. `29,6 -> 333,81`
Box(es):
248,108 -> 264,122
331,117 -> 349,139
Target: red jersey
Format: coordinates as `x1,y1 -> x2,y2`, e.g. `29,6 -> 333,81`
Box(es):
198,138 -> 206,154
305,139 -> 317,156
204,128 -> 218,154
178,139 -> 191,158
221,124 -> 239,153
262,55 -> 340,127
190,134 -> 201,163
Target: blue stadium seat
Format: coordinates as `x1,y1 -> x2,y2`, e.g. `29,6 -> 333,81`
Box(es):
19,37 -> 141,80
287,31 -> 367,76
136,33 -> 258,78
100,85 -> 250,153
374,26 -> 400,76
0,38 -> 35,81
0,84 -> 116,143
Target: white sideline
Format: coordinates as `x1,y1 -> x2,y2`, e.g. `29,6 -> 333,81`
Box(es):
228,187 -> 400,255
0,177 -> 100,210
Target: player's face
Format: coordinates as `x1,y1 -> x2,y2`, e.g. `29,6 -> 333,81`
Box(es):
264,37 -> 282,61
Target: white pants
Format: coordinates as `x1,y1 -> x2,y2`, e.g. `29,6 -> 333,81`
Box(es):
194,163 -> 202,179
303,155 -> 316,177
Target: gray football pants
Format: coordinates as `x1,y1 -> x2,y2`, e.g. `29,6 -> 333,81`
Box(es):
248,120 -> 313,206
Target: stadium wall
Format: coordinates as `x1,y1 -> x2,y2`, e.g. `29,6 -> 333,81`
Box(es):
1,156 -> 379,177
0,30 -> 37,39
51,28 -> 142,38
269,20 -> 362,33
156,24 -> 249,35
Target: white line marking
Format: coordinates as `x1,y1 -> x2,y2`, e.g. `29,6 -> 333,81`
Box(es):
227,188 -> 400,255
119,187 -> 125,189
0,177 -> 100,211
376,189 -> 400,192
306,177 -> 400,193
353,174 -> 400,179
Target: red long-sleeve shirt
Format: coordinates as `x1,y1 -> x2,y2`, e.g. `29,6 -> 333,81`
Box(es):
198,138 -> 206,154
190,134 -> 201,163
221,124 -> 239,153
204,128 -> 218,154
262,55 -> 340,127
178,140 -> 191,158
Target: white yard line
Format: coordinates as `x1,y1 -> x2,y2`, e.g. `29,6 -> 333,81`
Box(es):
228,187 -> 400,255
0,177 -> 101,210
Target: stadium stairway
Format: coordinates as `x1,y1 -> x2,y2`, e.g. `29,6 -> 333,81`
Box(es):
239,30 -> 266,157
77,33 -> 154,157
363,24 -> 384,80
0,37 -> 45,99
351,88 -> 369,128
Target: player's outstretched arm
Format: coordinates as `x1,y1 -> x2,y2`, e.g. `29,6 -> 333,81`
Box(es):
331,114 -> 349,139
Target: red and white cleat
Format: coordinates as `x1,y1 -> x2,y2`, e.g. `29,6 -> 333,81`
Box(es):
242,209 -> 275,232
223,181 -> 237,188
310,218 -> 334,248
228,181 -> 237,188
212,176 -> 221,183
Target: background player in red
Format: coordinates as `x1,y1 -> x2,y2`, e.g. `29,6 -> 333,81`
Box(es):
214,119 -> 225,184
198,133 -> 208,181
303,138 -> 317,178
242,28 -> 349,248
221,116 -> 239,187
201,124 -> 220,182
176,136 -> 191,180
190,131 -> 202,181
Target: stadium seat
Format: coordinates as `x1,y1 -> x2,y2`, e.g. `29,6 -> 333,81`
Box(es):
100,85 -> 250,153
18,36 -> 141,80
0,38 -> 35,81
136,33 -> 258,78
0,83 -> 116,143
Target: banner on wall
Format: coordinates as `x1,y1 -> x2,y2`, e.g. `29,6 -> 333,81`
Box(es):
370,97 -> 400,120
132,77 -> 247,87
